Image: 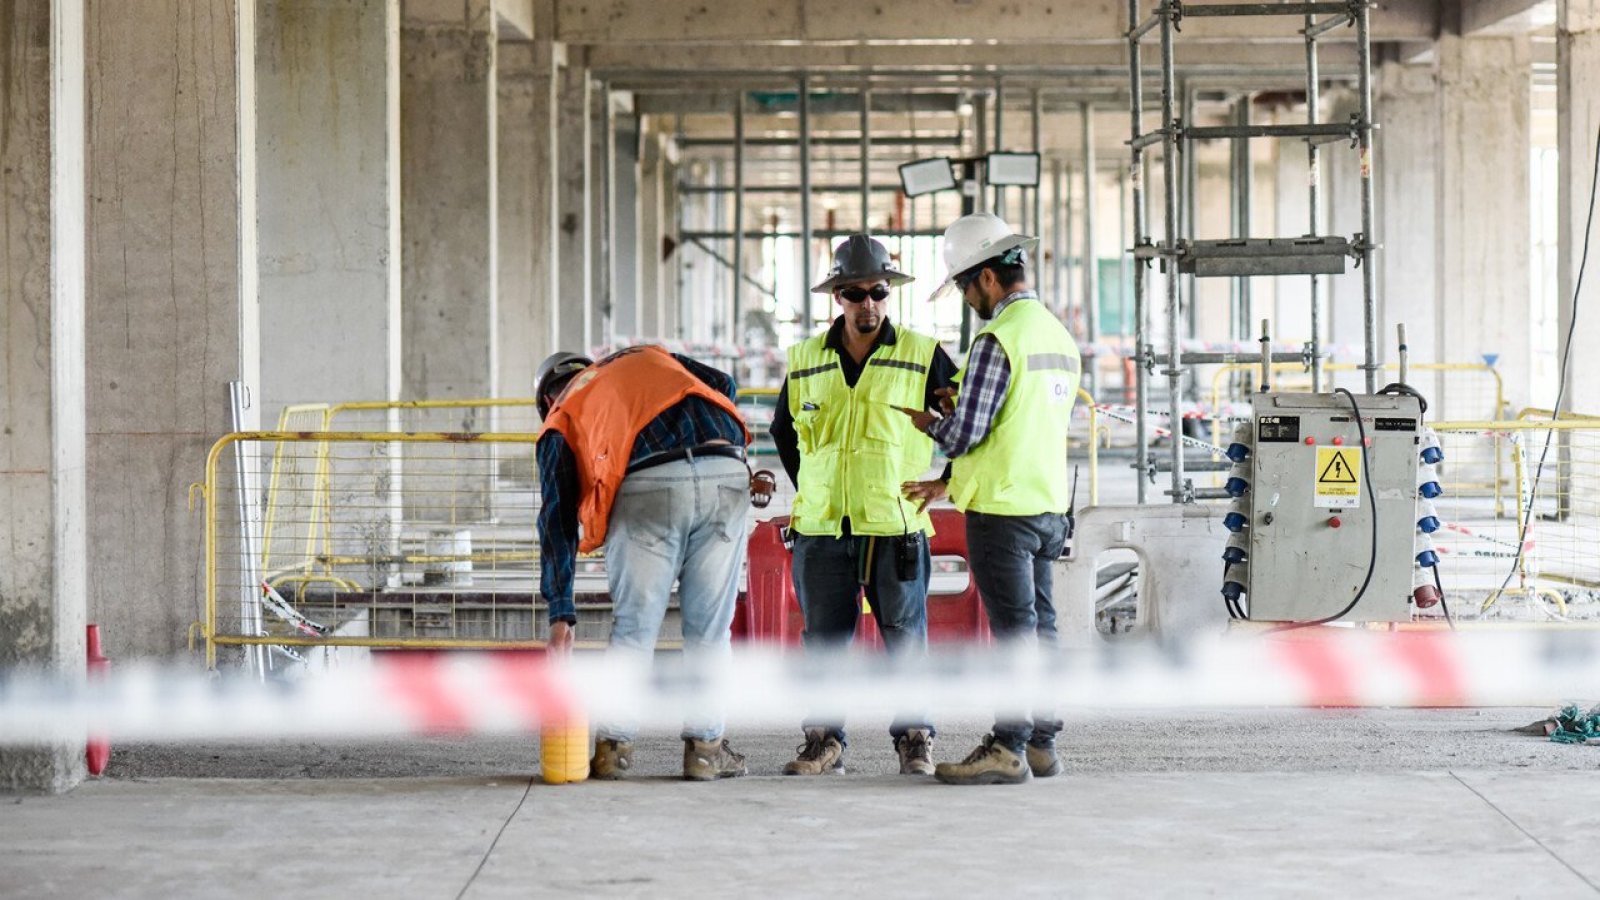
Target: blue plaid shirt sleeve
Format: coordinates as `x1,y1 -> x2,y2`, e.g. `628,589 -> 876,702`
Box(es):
927,334 -> 1010,459
537,430 -> 580,623
672,353 -> 738,403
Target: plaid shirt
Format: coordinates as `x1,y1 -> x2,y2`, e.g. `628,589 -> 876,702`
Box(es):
926,291 -> 1038,460
537,354 -> 743,622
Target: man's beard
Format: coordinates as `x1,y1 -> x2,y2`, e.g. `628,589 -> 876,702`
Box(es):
852,316 -> 880,334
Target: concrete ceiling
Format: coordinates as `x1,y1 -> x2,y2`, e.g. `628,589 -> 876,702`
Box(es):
531,0 -> 1558,235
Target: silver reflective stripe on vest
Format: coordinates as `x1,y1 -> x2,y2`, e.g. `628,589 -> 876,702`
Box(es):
867,358 -> 927,374
1026,353 -> 1081,374
788,363 -> 836,380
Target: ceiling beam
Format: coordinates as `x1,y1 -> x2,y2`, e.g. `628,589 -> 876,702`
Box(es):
587,39 -> 1364,77
1461,0 -> 1555,35
557,0 -> 1438,45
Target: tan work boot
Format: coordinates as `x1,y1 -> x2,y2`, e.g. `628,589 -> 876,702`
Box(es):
1026,742 -> 1062,778
894,728 -> 935,776
683,737 -> 748,781
1024,739 -> 1062,775
933,734 -> 1030,785
590,738 -> 633,780
783,728 -> 845,776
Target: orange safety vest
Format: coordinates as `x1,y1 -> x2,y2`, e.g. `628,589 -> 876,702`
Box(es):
541,345 -> 750,552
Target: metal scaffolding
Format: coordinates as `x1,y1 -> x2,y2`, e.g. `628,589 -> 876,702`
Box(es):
1125,0 -> 1379,504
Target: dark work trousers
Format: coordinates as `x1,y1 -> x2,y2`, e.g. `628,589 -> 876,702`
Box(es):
790,531 -> 933,747
965,510 -> 1070,753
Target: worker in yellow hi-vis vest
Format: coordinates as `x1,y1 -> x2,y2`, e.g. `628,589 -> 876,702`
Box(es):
900,213 -> 1081,787
769,234 -> 958,777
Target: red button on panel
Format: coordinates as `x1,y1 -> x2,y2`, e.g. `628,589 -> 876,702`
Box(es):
1332,436 -> 1344,446
1304,437 -> 1315,445
1329,517 -> 1342,529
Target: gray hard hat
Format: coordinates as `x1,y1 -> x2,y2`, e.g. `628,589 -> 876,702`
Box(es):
535,351 -> 593,418
810,234 -> 914,294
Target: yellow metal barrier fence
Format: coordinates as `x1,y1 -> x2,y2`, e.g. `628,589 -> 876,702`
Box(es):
210,384 -> 1105,667
1427,418 -> 1600,621
205,431 -> 568,668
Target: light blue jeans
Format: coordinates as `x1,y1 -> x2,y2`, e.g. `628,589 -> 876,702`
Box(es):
595,455 -> 750,743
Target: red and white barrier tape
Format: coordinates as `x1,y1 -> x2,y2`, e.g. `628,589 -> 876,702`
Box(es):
2,631 -> 1598,744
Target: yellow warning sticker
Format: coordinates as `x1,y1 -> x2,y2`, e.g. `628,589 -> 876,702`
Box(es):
1314,447 -> 1361,509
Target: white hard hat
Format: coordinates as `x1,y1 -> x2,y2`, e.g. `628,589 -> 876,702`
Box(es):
941,213 -> 1040,282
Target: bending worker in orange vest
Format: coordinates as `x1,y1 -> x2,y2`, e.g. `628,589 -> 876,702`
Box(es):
536,345 -> 754,781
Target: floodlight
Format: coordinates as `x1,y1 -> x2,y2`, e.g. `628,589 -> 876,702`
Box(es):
898,157 -> 958,197
985,152 -> 1041,188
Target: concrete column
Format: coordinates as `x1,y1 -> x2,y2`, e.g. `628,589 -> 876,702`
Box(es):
1437,33 -> 1532,413
83,0 -> 259,659
592,87 -> 612,345
1559,0 -> 1600,412
1191,154 -> 1234,343
1322,88 -> 1368,368
1373,61 -> 1439,371
613,112 -> 641,339
664,154 -> 682,340
257,0 -> 400,425
556,52 -> 592,352
496,39 -> 560,394
1,0 -> 88,792
637,132 -> 668,339
1271,111 -> 1313,341
400,0 -> 496,399
637,134 -> 661,339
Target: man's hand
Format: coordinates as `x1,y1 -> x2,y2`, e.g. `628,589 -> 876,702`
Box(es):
933,386 -> 958,416
749,469 -> 776,509
547,620 -> 575,656
901,478 -> 949,513
895,406 -> 940,435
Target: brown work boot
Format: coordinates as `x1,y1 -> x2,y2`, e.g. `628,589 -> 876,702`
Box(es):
590,738 -> 633,780
683,737 -> 748,781
895,728 -> 935,776
933,734 -> 1030,786
783,728 -> 845,776
1026,741 -> 1063,778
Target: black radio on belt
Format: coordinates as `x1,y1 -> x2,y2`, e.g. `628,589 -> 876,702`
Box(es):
894,533 -> 921,582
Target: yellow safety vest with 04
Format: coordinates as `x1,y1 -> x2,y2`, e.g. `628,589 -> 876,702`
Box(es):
947,298 -> 1081,516
785,328 -> 940,537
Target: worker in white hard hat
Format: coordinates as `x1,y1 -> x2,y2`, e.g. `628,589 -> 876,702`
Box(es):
768,234 -> 959,777
898,212 -> 1082,786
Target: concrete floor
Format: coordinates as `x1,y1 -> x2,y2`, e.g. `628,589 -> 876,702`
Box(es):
4,709 -> 1598,898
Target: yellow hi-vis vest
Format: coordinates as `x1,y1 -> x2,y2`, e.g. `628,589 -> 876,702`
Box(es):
948,298 -> 1080,516
785,327 -> 939,537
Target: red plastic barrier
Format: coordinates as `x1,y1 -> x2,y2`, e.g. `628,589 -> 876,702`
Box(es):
737,508 -> 991,647
86,624 -> 110,776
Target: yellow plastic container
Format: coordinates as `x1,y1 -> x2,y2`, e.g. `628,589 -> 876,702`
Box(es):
540,714 -> 591,784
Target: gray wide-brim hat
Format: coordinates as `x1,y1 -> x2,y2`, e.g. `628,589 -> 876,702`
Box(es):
811,234 -> 915,294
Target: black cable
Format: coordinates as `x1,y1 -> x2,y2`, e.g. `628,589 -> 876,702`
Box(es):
1432,565 -> 1456,631
1223,560 -> 1245,620
1267,388 -> 1377,633
1493,122 -> 1600,601
1383,383 -> 1454,630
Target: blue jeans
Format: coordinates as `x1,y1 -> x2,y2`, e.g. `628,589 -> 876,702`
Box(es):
965,511 -> 1069,753
791,531 -> 933,745
595,455 -> 750,743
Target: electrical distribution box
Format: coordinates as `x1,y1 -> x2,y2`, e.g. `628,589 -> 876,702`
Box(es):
1245,392 -> 1423,623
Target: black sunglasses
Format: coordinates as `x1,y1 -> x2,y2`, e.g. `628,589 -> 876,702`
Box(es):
838,285 -> 891,304
953,268 -> 984,291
